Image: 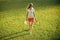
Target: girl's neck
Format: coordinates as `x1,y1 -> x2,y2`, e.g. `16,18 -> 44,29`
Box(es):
29,7 -> 33,10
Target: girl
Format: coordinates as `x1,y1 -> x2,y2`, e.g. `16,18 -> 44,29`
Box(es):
26,3 -> 35,34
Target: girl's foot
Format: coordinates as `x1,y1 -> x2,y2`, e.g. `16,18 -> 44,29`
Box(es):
30,31 -> 32,35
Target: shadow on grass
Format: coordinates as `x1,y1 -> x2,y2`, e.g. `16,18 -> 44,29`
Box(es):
0,1 -> 8,12
0,29 -> 29,40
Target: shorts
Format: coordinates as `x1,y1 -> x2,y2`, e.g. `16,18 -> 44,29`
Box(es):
28,18 -> 34,22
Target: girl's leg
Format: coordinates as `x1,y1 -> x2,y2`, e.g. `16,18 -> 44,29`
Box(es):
29,22 -> 33,34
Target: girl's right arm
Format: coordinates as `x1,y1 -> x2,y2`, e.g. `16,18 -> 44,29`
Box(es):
26,12 -> 28,21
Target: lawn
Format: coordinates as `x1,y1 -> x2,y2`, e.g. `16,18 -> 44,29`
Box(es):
0,0 -> 60,40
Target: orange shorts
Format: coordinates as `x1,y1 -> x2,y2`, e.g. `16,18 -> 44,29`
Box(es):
28,18 -> 34,22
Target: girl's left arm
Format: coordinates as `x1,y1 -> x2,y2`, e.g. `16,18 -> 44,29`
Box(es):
33,10 -> 36,21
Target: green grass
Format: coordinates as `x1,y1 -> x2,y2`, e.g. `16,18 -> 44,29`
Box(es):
0,6 -> 60,40
0,0 -> 60,40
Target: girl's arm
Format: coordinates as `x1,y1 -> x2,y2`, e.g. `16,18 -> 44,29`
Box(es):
33,10 -> 36,21
26,12 -> 28,21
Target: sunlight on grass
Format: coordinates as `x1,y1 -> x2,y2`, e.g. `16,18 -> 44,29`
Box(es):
0,6 -> 60,40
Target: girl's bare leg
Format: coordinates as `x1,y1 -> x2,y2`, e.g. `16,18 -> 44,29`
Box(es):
29,22 -> 33,34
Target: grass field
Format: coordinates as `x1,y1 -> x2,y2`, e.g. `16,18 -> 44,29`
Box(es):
0,0 -> 60,40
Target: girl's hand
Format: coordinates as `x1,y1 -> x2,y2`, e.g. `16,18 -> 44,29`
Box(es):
26,18 -> 28,21
34,17 -> 36,22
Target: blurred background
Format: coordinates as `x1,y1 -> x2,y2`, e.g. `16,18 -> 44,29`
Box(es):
0,0 -> 60,11
0,0 -> 60,40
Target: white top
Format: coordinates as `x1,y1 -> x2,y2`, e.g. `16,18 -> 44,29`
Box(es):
27,8 -> 35,18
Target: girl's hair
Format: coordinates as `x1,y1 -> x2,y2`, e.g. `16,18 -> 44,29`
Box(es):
27,3 -> 33,9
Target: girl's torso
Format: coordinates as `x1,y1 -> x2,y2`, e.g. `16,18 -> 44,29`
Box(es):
27,8 -> 35,18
